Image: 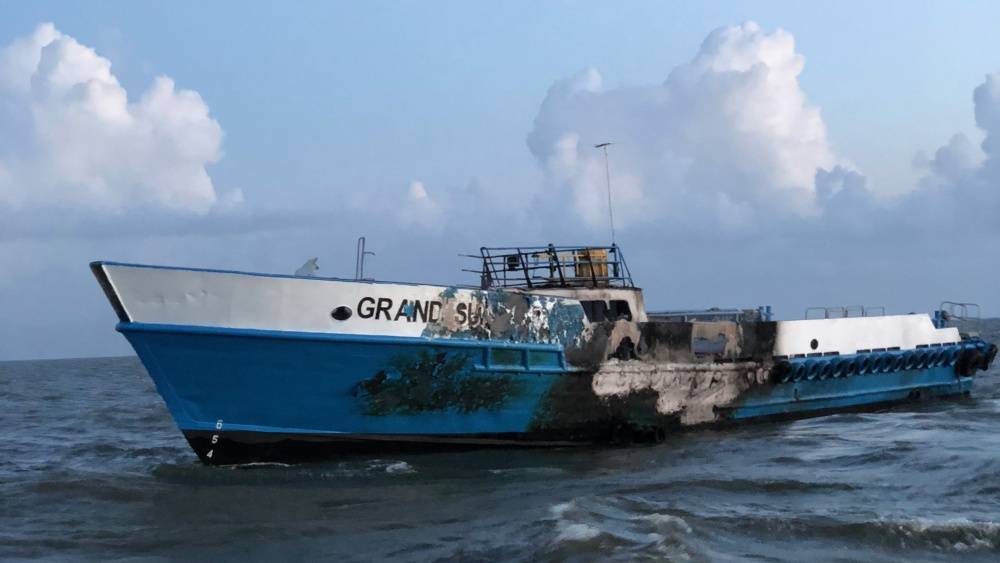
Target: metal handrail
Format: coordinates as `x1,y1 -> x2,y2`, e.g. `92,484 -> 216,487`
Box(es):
940,301 -> 981,321
804,305 -> 886,319
466,244 -> 635,289
647,307 -> 767,323
938,301 -> 982,333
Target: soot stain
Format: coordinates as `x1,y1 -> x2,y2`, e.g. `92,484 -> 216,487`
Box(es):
356,351 -> 525,415
528,370 -> 681,441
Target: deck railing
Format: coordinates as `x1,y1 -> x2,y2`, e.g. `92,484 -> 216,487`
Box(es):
646,307 -> 772,323
804,305 -> 886,319
935,301 -> 982,334
467,244 -> 634,289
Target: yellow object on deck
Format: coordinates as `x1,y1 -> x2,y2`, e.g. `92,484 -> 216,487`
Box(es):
573,248 -> 608,282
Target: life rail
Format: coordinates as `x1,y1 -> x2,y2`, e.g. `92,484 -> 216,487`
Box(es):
466,244 -> 634,289
647,307 -> 772,322
804,305 -> 886,319
935,301 -> 982,333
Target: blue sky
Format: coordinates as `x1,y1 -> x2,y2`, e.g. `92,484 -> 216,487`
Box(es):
2,2 -> 1000,359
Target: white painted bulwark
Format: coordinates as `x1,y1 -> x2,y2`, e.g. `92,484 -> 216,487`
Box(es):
98,263 -> 586,342
102,263 -> 476,337
99,262 -> 961,357
774,315 -> 960,356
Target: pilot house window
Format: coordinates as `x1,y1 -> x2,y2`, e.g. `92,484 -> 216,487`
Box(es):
581,300 -> 632,322
609,300 -> 633,321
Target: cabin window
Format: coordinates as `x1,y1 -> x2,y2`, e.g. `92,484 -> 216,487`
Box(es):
581,300 -> 610,322
581,300 -> 632,322
609,300 -> 632,321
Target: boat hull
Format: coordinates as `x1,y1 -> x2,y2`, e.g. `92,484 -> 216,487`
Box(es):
122,321 -> 977,465
93,260 -> 994,465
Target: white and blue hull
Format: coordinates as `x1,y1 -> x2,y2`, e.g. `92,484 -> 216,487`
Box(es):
92,261 -> 995,465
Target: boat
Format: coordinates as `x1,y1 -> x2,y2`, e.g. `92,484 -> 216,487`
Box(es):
91,244 -> 997,465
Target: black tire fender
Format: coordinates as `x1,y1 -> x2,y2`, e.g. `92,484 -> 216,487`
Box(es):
982,344 -> 998,371
957,349 -> 983,377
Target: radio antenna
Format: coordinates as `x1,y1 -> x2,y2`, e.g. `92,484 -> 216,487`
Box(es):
594,142 -> 616,245
355,236 -> 375,280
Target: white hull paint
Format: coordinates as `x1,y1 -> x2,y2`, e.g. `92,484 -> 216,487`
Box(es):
774,316 -> 960,357
99,262 -> 961,356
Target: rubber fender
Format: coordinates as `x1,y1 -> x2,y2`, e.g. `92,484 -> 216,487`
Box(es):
967,349 -> 983,375
771,361 -> 792,384
831,358 -> 849,378
936,348 -> 947,366
927,349 -> 943,367
869,354 -> 884,373
983,343 -> 998,371
890,353 -> 905,372
957,348 -> 983,377
916,350 -> 931,370
859,355 -> 875,374
944,348 -> 955,365
790,362 -> 805,382
903,351 -> 919,370
876,353 -> 893,373
943,347 -> 959,367
804,360 -> 822,380
819,361 -> 834,380
841,358 -> 858,377
787,361 -> 800,381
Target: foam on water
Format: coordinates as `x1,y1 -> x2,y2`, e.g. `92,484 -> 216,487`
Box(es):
383,461 -> 415,474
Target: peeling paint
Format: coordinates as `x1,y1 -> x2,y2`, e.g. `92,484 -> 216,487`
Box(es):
422,287 -> 588,346
591,359 -> 770,425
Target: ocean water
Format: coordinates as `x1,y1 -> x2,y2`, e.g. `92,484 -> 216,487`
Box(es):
3,356 -> 1000,562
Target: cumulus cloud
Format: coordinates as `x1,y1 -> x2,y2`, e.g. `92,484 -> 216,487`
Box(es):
0,23 -> 228,214
906,73 -> 1000,231
527,22 -> 851,230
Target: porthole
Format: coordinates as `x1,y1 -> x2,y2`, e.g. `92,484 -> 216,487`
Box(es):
331,306 -> 353,321
810,338 -> 819,350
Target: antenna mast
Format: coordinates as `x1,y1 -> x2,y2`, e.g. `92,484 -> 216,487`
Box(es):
355,236 -> 375,280
594,142 -> 616,245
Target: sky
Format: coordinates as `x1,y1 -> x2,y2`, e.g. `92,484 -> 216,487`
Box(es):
2,1 -> 1000,360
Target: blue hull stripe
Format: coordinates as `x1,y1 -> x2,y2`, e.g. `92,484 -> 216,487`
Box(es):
119,322 -> 976,441
730,370 -> 971,420
120,322 -> 570,436
118,322 -> 571,353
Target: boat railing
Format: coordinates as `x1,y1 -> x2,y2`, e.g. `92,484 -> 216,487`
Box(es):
466,244 -> 634,289
647,307 -> 772,323
935,301 -> 981,334
804,305 -> 886,319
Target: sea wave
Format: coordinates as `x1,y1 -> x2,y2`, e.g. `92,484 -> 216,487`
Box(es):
704,513 -> 1000,554
869,518 -> 1000,552
542,497 -> 706,561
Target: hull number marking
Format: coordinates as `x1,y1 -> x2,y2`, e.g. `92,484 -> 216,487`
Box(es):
206,419 -> 223,460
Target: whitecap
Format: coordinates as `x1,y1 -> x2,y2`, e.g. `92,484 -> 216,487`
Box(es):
554,522 -> 602,543
638,512 -> 694,535
385,461 -> 415,474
